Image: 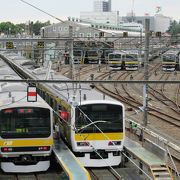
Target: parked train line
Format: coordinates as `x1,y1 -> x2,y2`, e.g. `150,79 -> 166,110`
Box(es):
0,50 -> 179,178
0,62 -> 55,173
90,65 -> 180,170
0,57 -> 71,179
0,52 -> 126,169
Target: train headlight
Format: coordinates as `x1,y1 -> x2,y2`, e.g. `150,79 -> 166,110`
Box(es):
108,141 -> 121,146
1,147 -> 13,152
38,146 -> 50,151
77,142 -> 90,146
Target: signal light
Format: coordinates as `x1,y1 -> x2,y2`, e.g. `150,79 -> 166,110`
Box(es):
6,41 -> 14,49
37,41 -> 44,48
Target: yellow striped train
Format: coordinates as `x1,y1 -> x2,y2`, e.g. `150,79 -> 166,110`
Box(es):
0,58 -> 54,173
0,52 -> 126,168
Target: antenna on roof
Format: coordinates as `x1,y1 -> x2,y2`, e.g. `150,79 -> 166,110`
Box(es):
20,0 -> 64,23
156,6 -> 162,14
131,0 -> 135,22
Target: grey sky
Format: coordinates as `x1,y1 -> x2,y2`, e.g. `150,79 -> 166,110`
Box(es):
0,0 -> 179,23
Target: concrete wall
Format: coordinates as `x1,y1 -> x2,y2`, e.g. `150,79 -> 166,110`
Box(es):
144,138 -> 167,161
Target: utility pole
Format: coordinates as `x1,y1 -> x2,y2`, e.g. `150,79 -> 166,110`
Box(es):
68,26 -> 73,80
143,18 -> 150,127
139,28 -> 143,67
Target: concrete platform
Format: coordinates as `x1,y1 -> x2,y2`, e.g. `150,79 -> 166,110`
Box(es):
124,137 -> 165,166
53,139 -> 91,180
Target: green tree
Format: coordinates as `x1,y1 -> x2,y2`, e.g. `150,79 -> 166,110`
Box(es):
0,21 -> 51,36
167,20 -> 180,35
16,23 -> 26,34
0,22 -> 17,35
33,20 -> 51,35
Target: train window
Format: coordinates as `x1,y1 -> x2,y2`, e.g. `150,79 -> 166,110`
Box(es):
73,50 -> 82,56
109,54 -> 121,59
0,107 -> 51,138
162,54 -> 176,62
126,54 -> 136,60
87,50 -> 98,57
92,105 -> 107,111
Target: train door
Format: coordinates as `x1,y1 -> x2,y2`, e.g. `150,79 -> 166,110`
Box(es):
121,54 -> 126,70
73,49 -> 83,64
178,53 -> 180,70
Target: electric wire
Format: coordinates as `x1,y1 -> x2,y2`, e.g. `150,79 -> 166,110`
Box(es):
20,0 -> 64,23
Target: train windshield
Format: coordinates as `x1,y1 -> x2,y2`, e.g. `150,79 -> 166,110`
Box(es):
105,50 -> 113,57
87,51 -> 98,57
108,54 -> 121,60
73,50 -> 82,56
126,54 -> 138,61
162,54 -> 176,62
0,107 -> 51,138
75,104 -> 123,133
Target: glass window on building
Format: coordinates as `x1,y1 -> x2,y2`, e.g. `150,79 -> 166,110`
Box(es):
76,27 -> 80,31
64,27 -> 69,31
53,26 -> 56,32
87,33 -> 91,37
94,33 -> 99,38
79,33 -> 84,37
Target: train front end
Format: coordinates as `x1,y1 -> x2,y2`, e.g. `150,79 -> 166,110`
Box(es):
71,100 -> 125,167
124,53 -> 139,70
108,53 -> 123,70
161,52 -> 177,71
0,105 -> 53,173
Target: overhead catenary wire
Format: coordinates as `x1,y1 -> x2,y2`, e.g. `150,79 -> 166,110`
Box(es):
20,0 -> 64,23
19,0 -> 142,50
0,79 -> 179,84
13,2 -> 179,177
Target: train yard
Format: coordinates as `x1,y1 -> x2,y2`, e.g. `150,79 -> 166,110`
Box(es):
0,159 -> 64,180
57,59 -> 180,172
0,34 -> 179,179
1,0 -> 180,178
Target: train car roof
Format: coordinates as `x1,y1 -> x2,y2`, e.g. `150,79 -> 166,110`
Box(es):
1,54 -> 124,107
0,91 -> 51,109
0,59 -> 52,110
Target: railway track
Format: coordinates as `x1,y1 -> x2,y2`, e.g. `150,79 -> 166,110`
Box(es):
0,156 -> 65,180
88,167 -> 122,180
87,166 -> 145,180
149,73 -> 180,115
84,64 -> 180,172
66,63 -> 180,130
94,69 -> 180,127
58,63 -> 180,137
2,56 -> 180,177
